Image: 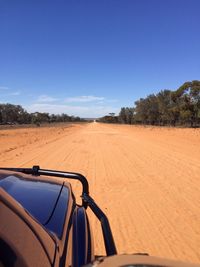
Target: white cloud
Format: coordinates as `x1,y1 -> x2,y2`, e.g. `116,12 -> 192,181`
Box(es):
9,91 -> 21,96
65,95 -> 105,103
106,99 -> 118,103
0,86 -> 9,90
0,89 -> 21,96
27,103 -> 88,114
37,95 -> 58,102
26,103 -> 120,118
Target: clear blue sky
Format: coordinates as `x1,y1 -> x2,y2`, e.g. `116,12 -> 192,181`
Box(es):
0,0 -> 200,117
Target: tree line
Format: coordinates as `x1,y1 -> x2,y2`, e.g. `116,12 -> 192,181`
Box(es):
0,103 -> 83,125
98,80 -> 200,127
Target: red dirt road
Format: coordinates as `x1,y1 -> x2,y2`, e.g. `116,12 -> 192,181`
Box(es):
1,122 -> 200,263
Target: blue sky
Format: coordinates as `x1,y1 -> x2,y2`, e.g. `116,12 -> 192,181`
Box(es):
0,0 -> 200,117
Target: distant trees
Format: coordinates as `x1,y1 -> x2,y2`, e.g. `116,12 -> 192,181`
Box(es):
122,80 -> 200,127
0,103 -> 83,125
97,115 -> 118,123
0,104 -> 31,124
118,107 -> 135,124
171,80 -> 200,127
99,80 -> 200,127
2,80 -> 199,128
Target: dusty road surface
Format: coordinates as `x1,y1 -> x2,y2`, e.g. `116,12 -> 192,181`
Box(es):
1,122 -> 200,263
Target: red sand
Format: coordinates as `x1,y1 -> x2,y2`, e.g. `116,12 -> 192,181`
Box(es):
1,122 -> 200,263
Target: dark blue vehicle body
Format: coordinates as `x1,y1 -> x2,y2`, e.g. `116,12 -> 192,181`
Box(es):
0,169 -> 94,267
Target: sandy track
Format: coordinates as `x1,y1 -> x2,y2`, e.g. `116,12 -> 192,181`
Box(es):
1,122 -> 200,263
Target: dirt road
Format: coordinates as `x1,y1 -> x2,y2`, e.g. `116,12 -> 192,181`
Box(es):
1,122 -> 200,263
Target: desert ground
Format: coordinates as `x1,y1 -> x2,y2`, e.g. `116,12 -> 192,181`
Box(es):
0,122 -> 200,263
